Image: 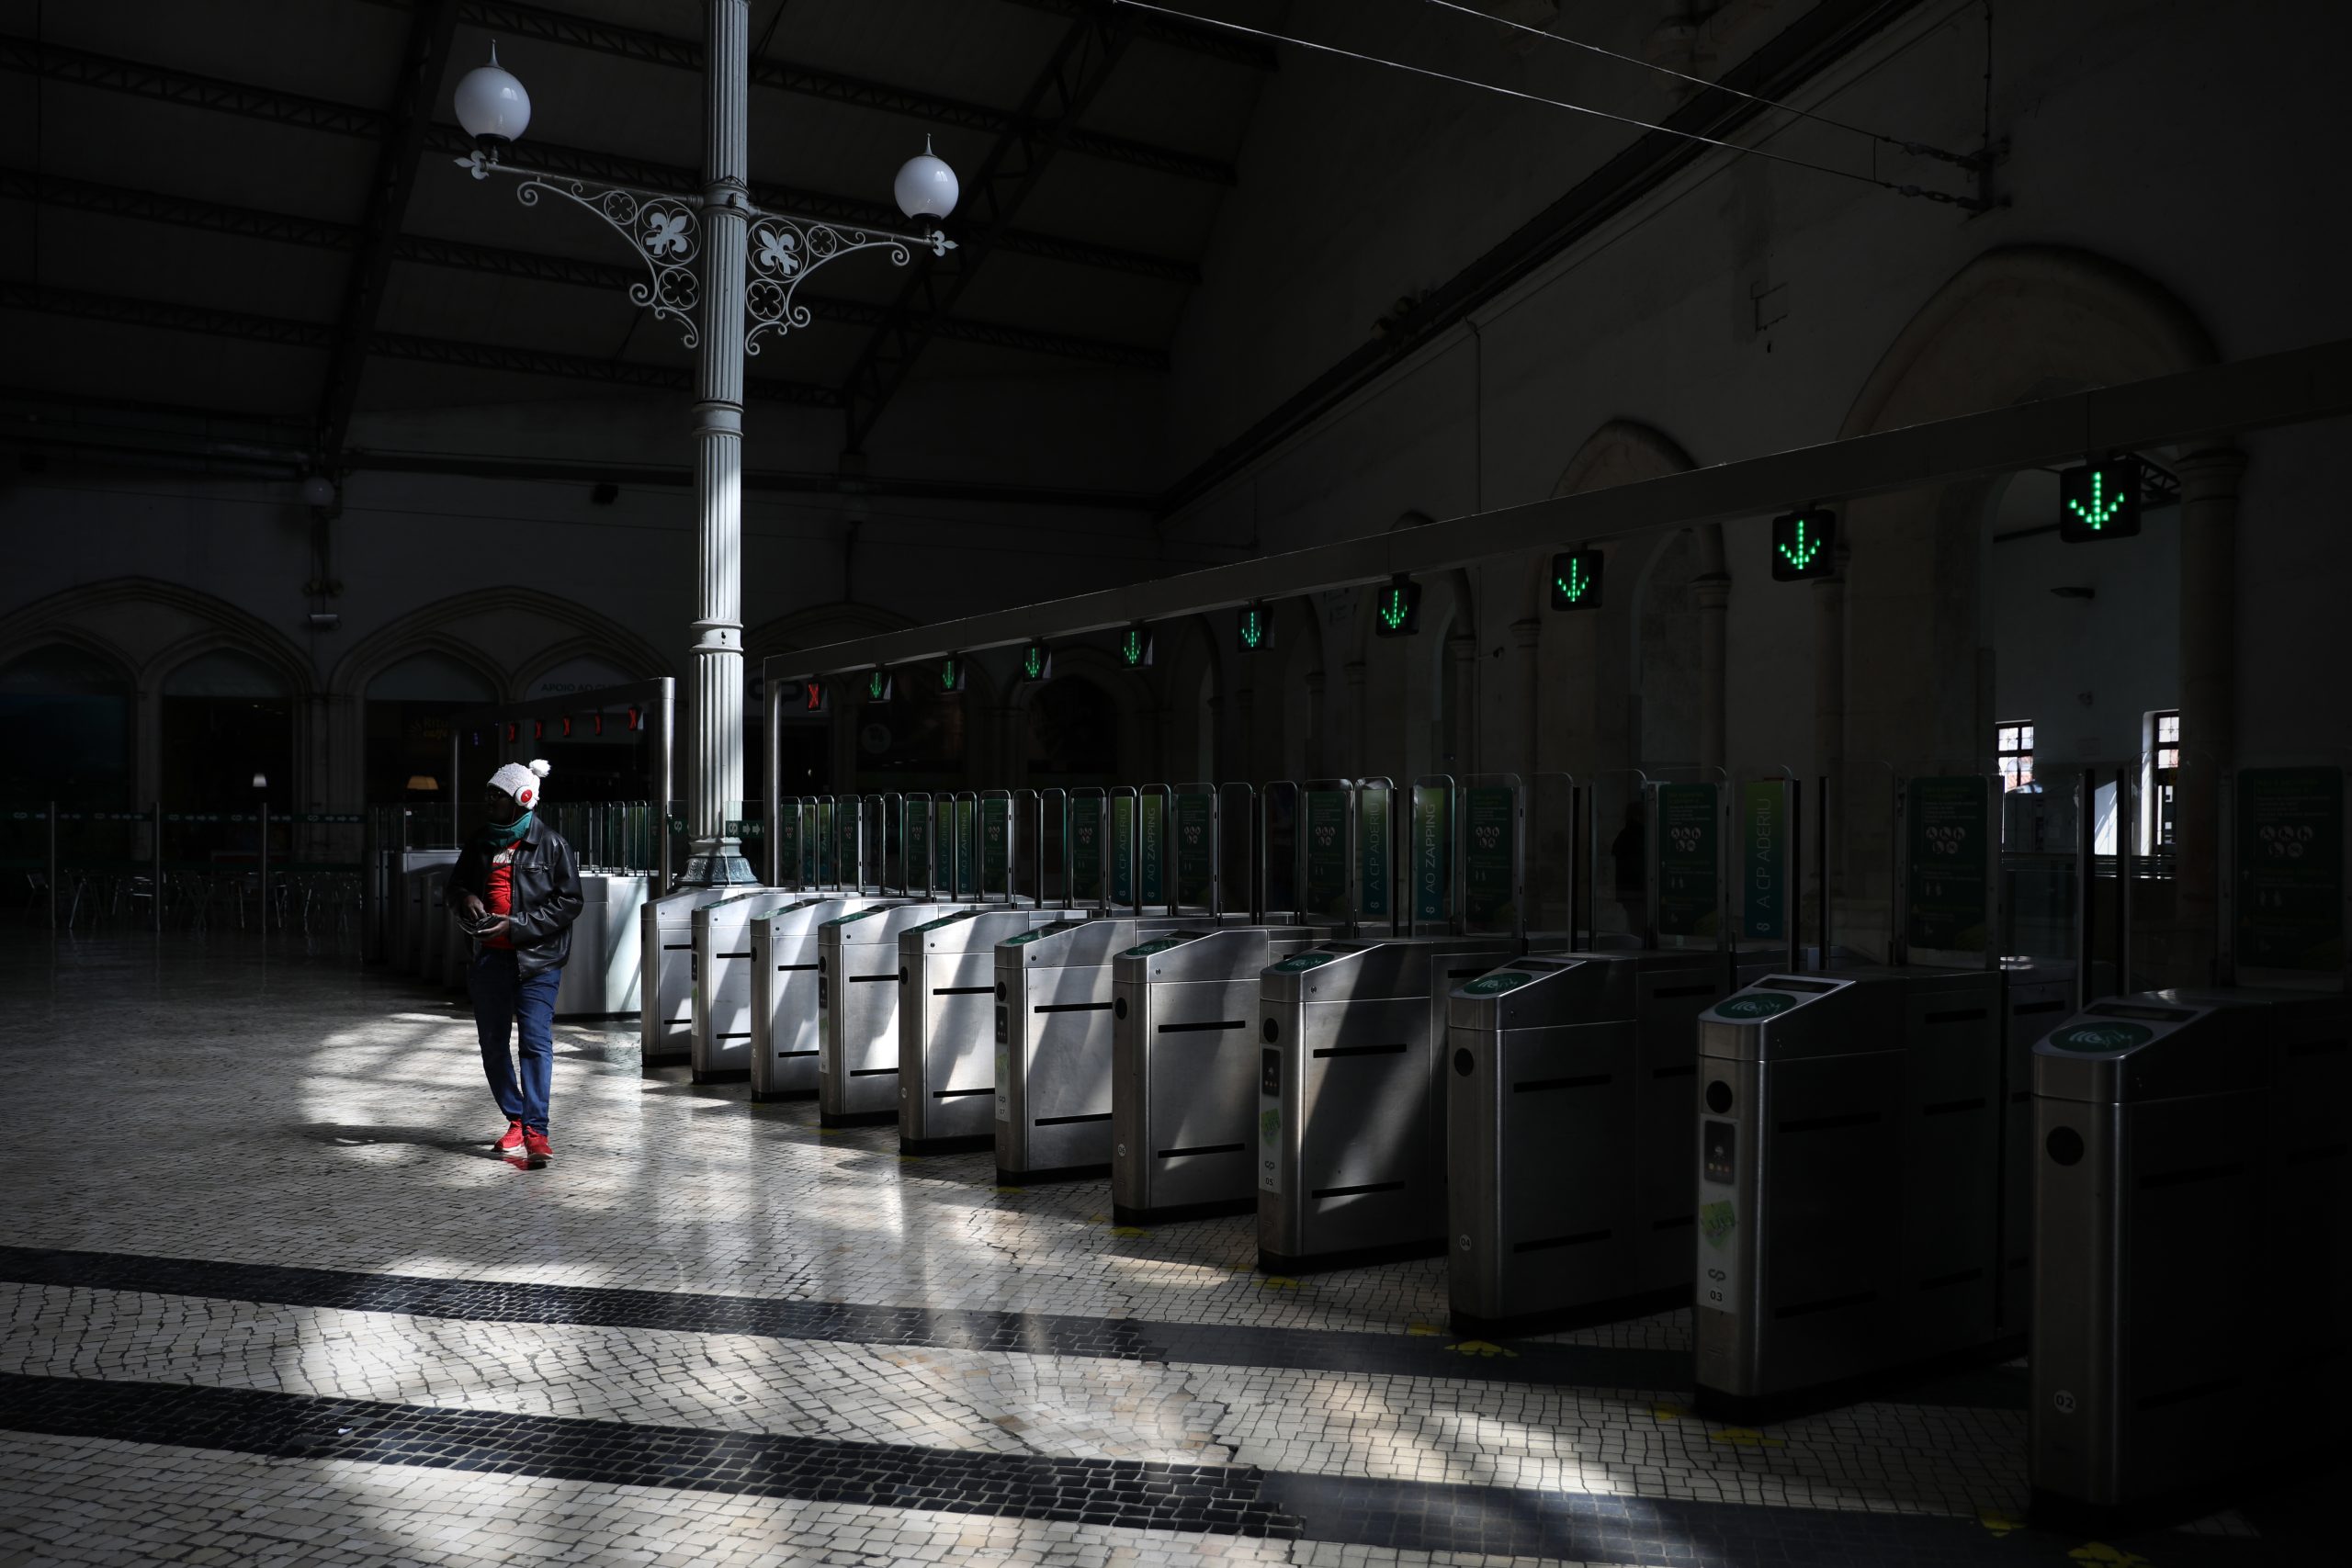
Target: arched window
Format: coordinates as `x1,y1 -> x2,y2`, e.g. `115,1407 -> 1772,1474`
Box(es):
0,644 -> 133,807
366,652 -> 497,803
162,649 -> 292,812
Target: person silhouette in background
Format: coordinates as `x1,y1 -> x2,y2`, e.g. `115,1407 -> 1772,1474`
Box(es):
449,760 -> 582,1164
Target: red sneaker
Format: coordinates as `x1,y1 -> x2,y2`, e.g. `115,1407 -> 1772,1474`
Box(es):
495,1119 -> 526,1155
523,1129 -> 552,1161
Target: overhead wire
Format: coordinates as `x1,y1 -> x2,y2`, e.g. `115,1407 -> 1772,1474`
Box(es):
1411,0 -> 1983,170
1107,0 -> 1982,207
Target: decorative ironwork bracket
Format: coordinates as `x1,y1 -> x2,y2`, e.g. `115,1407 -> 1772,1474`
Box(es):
454,149 -> 955,354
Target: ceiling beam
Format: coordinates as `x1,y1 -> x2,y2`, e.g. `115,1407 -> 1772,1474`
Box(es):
996,0 -> 1277,71
839,9 -> 1137,453
315,0 -> 462,467
0,35 -> 1200,284
771,334 -> 2352,680
1158,0 -> 1933,517
435,0 -> 1234,186
0,280 -> 841,406
0,167 -> 1170,369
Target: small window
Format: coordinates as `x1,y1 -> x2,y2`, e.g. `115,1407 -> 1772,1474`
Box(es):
1996,721 -> 2035,793
2147,710 -> 2181,851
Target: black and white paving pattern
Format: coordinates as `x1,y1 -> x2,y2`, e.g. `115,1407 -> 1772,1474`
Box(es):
0,933 -> 2328,1565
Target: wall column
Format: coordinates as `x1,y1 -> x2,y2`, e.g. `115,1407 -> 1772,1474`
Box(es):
1302,668 -> 1327,779
1510,617 -> 1542,776
1343,660 -> 1368,777
1693,522 -> 1729,774
2175,444 -> 2244,983
1444,628 -> 1479,775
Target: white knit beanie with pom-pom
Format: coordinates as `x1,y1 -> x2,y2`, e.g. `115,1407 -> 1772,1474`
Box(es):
487,759 -> 551,810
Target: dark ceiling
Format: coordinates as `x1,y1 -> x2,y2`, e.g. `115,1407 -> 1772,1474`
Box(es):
1,0 -> 1272,482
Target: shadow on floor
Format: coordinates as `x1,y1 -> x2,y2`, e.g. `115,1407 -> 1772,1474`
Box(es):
297,1122 -> 506,1158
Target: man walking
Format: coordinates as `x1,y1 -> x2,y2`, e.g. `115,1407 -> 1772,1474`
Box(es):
450,760 -> 582,1163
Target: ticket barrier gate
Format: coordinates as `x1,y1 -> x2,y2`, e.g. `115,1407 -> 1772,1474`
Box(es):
691,887 -> 842,1084
1444,947 -> 1736,1334
398,850 -> 458,976
1110,926 -> 1328,1224
747,896 -> 902,1101
2030,987 -> 2350,1521
899,907 -> 1071,1153
993,916 -> 1198,1184
1690,964 -> 2007,1416
553,872 -> 651,1019
640,886 -> 741,1070
819,904 -> 970,1126
1257,935 -> 1550,1275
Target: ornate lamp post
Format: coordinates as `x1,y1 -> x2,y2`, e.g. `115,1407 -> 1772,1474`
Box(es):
450,3 -> 957,886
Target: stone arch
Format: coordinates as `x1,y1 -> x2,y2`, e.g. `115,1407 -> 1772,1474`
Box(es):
1004,642 -> 1153,788
1156,615 -> 1220,784
1826,244 -> 2218,963
750,601 -> 919,794
0,578 -> 318,804
324,585 -> 672,807
1519,423 -> 1702,783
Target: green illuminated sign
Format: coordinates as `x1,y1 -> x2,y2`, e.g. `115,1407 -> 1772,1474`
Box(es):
865,671 -> 893,703
1373,578 -> 1421,637
1111,794 -> 1135,905
1302,790 -> 1349,919
1770,510 -> 1836,581
939,657 -> 965,692
1017,642 -> 1052,682
1173,793 -> 1213,906
1549,549 -> 1603,611
1236,604 -> 1272,653
1905,776 -> 1990,952
1656,784 -> 1720,938
1358,788 -> 1391,921
1118,626 -> 1154,669
2234,767 -> 2344,970
2059,459 -> 2143,542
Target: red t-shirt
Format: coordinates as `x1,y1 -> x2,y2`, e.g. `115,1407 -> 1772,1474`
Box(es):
485,848 -> 516,949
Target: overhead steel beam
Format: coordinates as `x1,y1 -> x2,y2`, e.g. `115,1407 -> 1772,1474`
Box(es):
770,335 -> 2352,680
0,167 -> 1170,368
839,8 -> 1137,452
997,0 -> 1277,70
439,0 -> 1233,185
1159,0 -> 1934,517
1,280 -> 842,406
315,0 -> 461,464
0,35 -> 1200,283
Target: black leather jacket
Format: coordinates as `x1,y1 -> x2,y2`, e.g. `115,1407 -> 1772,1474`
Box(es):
448,817 -> 583,977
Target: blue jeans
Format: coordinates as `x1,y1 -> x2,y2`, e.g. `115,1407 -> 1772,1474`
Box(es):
469,949 -> 561,1134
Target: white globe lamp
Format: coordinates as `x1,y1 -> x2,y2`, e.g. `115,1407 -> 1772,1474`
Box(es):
894,136 -> 959,224
454,44 -> 532,148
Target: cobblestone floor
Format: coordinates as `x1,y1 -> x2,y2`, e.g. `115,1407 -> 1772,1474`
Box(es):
0,931 -> 2327,1565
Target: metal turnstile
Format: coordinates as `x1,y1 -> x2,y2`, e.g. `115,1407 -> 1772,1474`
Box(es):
899,907 -> 1068,1153
1257,935 -> 1540,1274
1690,964 -> 2007,1415
639,886 -> 738,1070
2030,987 -> 2349,1518
1996,958 -> 2079,1331
398,850 -> 458,976
747,896 -> 899,1101
1446,946 -> 1732,1333
1110,926 -> 1329,1224
994,917 -> 1193,1184
552,872 -> 650,1019
818,903 -> 963,1126
691,887 -> 821,1083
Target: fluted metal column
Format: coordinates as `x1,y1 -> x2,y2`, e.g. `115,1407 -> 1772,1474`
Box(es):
683,0 -> 757,885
